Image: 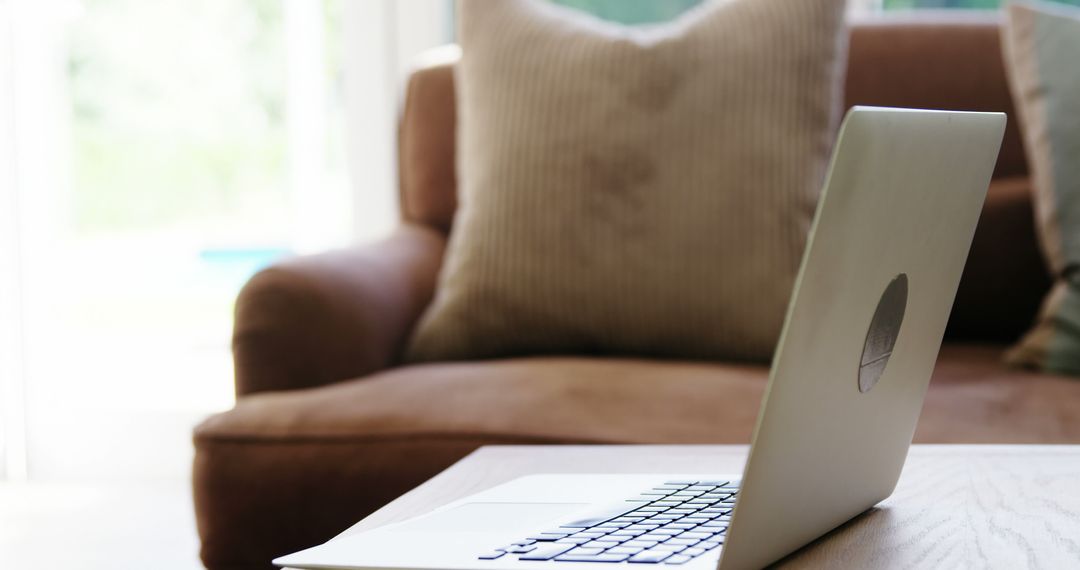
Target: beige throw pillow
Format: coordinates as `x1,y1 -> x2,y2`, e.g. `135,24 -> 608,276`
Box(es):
406,0 -> 849,363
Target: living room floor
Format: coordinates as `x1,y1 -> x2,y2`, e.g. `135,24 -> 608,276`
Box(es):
0,480 -> 200,569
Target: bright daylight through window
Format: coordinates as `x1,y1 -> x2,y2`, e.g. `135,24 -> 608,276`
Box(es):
2,0 -> 450,565
0,0 -> 451,485
3,0 -> 348,483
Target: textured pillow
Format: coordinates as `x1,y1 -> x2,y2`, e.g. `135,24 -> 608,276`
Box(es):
1002,1 -> 1080,375
406,0 -> 849,363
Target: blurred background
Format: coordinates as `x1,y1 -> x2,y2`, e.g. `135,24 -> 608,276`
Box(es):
1,0 -> 1076,567
1,0 -> 452,566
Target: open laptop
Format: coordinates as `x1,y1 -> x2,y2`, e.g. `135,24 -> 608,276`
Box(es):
274,107 -> 1006,570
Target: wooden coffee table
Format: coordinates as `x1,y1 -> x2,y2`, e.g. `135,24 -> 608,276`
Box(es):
320,445 -> 1080,568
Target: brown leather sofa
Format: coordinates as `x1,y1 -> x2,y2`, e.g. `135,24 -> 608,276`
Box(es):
193,15 -> 1080,570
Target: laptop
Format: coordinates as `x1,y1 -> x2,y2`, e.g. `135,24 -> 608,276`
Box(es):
274,106 -> 1006,570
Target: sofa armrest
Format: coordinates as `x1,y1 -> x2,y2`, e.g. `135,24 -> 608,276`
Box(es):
232,224 -> 445,396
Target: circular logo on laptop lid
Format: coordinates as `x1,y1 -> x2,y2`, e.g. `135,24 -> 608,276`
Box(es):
859,274 -> 908,393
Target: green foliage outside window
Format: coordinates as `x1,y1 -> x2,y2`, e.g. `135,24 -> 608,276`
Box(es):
553,0 -> 1080,23
68,0 -> 288,234
551,0 -> 704,24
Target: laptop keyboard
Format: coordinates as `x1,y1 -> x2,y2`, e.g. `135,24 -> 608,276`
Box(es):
478,479 -> 739,564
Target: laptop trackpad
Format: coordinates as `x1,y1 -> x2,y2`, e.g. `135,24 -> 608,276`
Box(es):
392,502 -> 587,533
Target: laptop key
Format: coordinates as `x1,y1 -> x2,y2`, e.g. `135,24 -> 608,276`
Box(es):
478,551 -> 506,560
628,550 -> 674,563
564,547 -> 605,556
574,531 -> 607,538
681,532 -> 712,540
663,554 -> 693,565
651,527 -> 684,535
639,532 -> 671,541
624,539 -> 662,548
518,543 -> 577,561
612,527 -> 647,534
555,553 -> 632,562
505,545 -> 537,553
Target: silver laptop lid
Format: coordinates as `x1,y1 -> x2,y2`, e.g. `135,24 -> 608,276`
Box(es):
719,107 -> 1005,570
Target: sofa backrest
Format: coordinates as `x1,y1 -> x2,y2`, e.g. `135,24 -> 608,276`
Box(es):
846,14 -> 1027,178
397,13 -> 1050,343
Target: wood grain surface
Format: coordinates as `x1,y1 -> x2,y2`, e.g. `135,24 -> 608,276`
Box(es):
328,445 -> 1080,569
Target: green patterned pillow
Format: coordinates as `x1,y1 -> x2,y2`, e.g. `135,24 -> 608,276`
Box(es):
1002,1 -> 1080,374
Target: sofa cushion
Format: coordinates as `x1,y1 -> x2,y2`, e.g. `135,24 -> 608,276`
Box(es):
198,357 -> 768,446
199,344 -> 1080,453
916,344 -> 1080,442
405,0 -> 849,364
193,357 -> 766,568
194,344 -> 1080,567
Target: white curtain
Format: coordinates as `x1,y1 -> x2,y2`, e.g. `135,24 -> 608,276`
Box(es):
345,0 -> 453,243
0,0 -> 75,482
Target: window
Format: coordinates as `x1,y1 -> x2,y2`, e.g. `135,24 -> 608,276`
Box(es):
2,0 -> 342,482
0,0 -> 452,482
